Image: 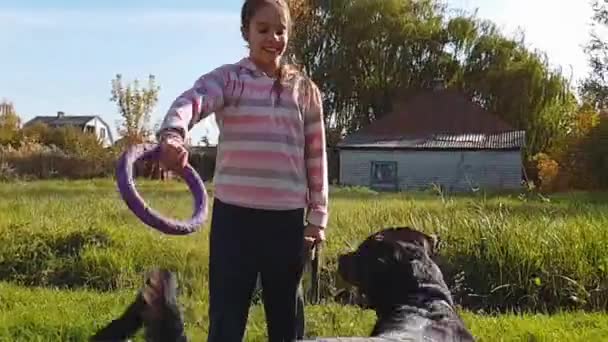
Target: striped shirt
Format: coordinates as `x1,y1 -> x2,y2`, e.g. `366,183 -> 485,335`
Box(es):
158,57 -> 329,228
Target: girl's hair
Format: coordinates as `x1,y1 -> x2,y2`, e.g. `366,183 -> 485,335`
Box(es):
241,0 -> 292,33
240,0 -> 305,105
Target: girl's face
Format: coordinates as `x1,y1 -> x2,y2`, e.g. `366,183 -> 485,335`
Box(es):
245,4 -> 289,76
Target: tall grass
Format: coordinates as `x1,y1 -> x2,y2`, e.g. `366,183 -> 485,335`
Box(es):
1,180 -> 608,340
1,180 -> 608,312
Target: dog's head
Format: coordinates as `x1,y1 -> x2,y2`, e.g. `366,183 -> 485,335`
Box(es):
338,226 -> 445,309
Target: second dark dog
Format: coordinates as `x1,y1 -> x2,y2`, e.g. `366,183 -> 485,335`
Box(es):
335,226 -> 475,341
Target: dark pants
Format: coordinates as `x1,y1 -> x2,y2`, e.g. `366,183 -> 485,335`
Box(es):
207,199 -> 307,342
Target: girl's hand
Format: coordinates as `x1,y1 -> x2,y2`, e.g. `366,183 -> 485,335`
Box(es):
159,136 -> 189,173
304,224 -> 325,249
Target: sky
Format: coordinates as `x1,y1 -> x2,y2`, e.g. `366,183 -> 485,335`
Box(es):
0,0 -> 597,145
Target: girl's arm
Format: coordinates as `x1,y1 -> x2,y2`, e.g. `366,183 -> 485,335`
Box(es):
157,66 -> 228,143
304,82 -> 329,228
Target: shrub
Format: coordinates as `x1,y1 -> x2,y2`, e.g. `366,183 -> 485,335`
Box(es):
0,141 -> 116,180
531,153 -> 560,192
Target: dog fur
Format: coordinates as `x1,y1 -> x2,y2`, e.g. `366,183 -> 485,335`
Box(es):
90,269 -> 187,342
333,226 -> 475,341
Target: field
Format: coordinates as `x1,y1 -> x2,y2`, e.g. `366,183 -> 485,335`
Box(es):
1,179 -> 608,341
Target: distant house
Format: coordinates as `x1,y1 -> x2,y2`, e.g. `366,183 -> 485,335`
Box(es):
336,87 -> 526,192
24,111 -> 114,147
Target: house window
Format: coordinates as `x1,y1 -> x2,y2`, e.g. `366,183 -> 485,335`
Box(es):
99,127 -> 106,139
85,126 -> 95,134
370,161 -> 398,190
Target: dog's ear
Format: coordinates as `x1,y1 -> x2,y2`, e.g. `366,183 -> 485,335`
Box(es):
384,227 -> 439,256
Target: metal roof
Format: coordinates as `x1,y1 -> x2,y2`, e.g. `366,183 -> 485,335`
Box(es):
337,89 -> 525,150
337,130 -> 526,150
24,115 -> 97,127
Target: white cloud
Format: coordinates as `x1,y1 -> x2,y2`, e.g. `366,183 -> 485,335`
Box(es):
0,8 -> 240,31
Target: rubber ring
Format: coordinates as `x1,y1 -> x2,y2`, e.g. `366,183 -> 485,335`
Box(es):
116,143 -> 208,235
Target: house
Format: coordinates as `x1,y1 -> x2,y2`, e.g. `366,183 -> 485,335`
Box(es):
336,87 -> 526,192
24,111 -> 114,147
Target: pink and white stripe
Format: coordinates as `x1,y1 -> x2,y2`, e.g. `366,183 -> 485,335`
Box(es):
158,57 -> 329,227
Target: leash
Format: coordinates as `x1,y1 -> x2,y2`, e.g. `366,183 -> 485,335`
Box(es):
309,241 -> 322,304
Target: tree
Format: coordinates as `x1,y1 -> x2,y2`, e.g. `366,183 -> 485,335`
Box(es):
461,23 -> 577,156
21,121 -> 50,144
580,0 -> 608,110
110,74 -> 160,146
45,126 -> 105,156
0,100 -> 22,146
288,0 -> 577,158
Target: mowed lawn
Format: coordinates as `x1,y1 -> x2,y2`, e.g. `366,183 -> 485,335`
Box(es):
1,179 -> 608,341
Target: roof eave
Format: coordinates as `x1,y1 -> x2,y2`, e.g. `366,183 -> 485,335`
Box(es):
336,145 -> 523,151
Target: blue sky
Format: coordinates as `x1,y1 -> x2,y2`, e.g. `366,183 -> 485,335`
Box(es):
0,0 -> 596,145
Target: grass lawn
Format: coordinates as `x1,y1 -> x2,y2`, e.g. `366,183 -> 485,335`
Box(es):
1,179 -> 607,341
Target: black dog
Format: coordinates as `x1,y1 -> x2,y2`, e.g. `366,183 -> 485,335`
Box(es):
90,269 -> 188,342
334,226 -> 475,341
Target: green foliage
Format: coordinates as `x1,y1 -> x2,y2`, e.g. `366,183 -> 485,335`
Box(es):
3,282 -> 608,341
462,29 -> 578,156
1,181 -> 608,312
542,103 -> 608,190
0,101 -> 22,147
580,0 -> 608,109
46,126 -> 106,156
20,121 -> 50,144
574,118 -> 608,188
530,153 -> 560,192
18,122 -> 107,157
110,74 -> 160,146
289,0 -> 577,157
1,135 -> 114,180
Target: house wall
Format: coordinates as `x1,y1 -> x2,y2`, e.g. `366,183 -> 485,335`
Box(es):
84,118 -> 113,147
339,149 -> 522,192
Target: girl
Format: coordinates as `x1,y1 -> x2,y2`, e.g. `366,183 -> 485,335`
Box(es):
156,0 -> 328,341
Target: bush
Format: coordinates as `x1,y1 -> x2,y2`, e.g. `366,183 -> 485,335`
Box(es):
0,141 -> 116,180
531,153 -> 560,192
548,118 -> 608,190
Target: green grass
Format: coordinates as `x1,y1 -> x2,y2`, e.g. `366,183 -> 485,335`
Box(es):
1,282 -> 608,341
1,179 -> 608,340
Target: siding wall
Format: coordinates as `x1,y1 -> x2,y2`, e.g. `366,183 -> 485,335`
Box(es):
84,118 -> 113,147
339,149 -> 522,191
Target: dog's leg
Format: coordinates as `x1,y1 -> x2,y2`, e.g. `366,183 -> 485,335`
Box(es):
91,269 -> 188,342
141,269 -> 189,342
90,293 -> 146,341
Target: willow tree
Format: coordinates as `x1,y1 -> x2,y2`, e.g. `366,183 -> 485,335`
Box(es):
580,0 -> 608,110
288,0 -> 578,157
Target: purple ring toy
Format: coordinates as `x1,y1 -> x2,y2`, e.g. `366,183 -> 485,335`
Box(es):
116,143 -> 208,235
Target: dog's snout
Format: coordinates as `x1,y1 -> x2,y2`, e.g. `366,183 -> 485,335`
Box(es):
337,253 -> 357,284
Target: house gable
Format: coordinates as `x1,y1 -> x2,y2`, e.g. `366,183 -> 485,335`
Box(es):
24,111 -> 114,146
